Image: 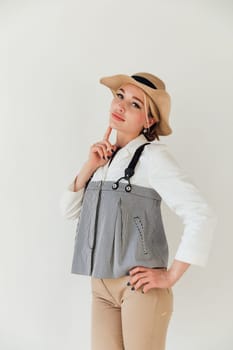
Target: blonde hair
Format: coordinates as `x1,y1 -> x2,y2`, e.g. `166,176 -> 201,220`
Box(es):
141,92 -> 160,141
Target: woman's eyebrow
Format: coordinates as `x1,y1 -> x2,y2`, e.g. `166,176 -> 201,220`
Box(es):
118,88 -> 144,105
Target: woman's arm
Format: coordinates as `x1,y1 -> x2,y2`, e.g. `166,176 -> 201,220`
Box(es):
128,145 -> 218,292
147,143 -> 218,267
167,259 -> 191,285
73,161 -> 96,192
60,126 -> 117,220
128,260 -> 191,291
59,161 -> 96,220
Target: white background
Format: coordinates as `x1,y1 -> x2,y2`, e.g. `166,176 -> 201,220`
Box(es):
0,0 -> 232,349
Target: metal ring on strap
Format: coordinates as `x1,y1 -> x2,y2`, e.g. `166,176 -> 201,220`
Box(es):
112,142 -> 151,192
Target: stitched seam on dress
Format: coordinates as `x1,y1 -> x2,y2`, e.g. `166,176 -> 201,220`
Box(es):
133,216 -> 149,255
85,182 -> 161,200
103,189 -> 160,201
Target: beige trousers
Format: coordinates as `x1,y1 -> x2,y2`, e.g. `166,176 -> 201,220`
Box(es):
91,274 -> 174,350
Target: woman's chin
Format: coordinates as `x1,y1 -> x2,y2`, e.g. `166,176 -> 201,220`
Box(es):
109,120 -> 120,130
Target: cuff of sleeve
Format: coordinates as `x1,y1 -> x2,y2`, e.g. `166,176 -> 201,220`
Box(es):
174,213 -> 218,268
59,178 -> 85,219
174,249 -> 210,268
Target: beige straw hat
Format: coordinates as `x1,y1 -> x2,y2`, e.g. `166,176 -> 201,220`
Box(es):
100,72 -> 172,136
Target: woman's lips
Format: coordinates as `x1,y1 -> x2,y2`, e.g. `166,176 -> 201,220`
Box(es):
112,113 -> 125,121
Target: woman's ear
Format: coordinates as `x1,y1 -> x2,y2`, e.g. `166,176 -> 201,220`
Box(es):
149,118 -> 158,127
143,115 -> 157,129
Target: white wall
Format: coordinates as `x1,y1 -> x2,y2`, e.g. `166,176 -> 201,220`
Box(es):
0,0 -> 232,349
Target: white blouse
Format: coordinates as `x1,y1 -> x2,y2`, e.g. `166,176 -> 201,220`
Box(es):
60,133 -> 218,267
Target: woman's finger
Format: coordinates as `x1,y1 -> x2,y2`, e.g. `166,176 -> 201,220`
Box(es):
92,145 -> 105,159
94,143 -> 109,159
95,140 -> 117,156
103,126 -> 112,141
100,140 -> 116,152
94,143 -> 114,160
103,126 -> 119,151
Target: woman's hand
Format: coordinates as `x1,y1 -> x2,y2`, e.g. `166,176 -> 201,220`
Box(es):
127,266 -> 173,293
127,261 -> 190,293
87,126 -> 118,170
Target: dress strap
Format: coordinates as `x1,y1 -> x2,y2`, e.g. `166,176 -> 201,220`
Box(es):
112,142 -> 151,192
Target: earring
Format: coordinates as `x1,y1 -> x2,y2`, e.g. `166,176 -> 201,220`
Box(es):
143,127 -> 149,134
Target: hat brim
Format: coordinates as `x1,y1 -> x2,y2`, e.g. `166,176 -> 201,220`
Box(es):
100,74 -> 172,136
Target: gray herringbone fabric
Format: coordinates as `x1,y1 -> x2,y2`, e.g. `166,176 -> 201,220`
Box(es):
71,180 -> 168,278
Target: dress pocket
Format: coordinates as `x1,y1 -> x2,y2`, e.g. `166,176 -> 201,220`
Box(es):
133,216 -> 150,255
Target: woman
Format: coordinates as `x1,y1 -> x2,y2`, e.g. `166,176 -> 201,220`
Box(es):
60,72 -> 217,350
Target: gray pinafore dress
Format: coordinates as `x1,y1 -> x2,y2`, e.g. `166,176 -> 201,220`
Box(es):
71,142 -> 169,279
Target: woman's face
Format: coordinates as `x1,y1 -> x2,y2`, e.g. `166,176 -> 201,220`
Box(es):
109,83 -> 155,137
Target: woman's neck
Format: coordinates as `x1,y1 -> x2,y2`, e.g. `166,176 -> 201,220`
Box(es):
115,131 -> 139,149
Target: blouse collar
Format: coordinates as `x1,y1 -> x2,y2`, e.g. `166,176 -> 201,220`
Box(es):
114,133 -> 150,159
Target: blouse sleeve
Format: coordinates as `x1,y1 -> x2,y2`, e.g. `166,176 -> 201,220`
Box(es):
147,143 -> 218,267
59,176 -> 85,220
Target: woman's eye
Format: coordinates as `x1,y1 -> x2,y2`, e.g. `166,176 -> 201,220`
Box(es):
115,93 -> 141,109
132,102 -> 141,109
116,92 -> 123,99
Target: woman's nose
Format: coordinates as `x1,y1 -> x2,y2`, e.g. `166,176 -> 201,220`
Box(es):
117,101 -> 125,112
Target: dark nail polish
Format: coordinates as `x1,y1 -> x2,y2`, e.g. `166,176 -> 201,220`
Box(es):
131,286 -> 135,291
127,281 -> 131,286
111,149 -> 114,152
107,156 -> 110,159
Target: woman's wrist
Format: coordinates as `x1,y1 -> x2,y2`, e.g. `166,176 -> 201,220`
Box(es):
167,259 -> 191,286
73,162 -> 96,192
